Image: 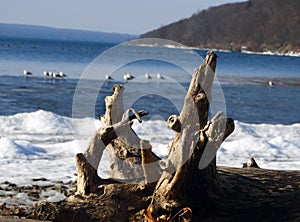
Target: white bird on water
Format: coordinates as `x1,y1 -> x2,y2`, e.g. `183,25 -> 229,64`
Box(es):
145,73 -> 152,79
268,81 -> 275,87
105,74 -> 113,80
123,73 -> 134,81
23,70 -> 32,76
52,72 -> 59,78
44,70 -> 50,77
59,71 -> 67,77
157,73 -> 164,79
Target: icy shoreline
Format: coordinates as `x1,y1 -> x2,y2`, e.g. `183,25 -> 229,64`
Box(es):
0,109 -> 299,213
130,42 -> 300,58
0,110 -> 299,185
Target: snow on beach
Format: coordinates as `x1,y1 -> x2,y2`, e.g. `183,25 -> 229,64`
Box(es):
0,109 -> 299,187
0,110 -> 299,207
219,121 -> 300,170
0,110 -> 96,185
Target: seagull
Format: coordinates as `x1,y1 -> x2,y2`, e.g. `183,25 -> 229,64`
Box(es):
145,73 -> 152,79
24,70 -> 32,76
157,73 -> 164,80
268,81 -> 275,87
43,70 -> 50,77
105,74 -> 113,80
52,72 -> 58,78
51,72 -> 61,78
127,73 -> 134,80
59,71 -> 67,77
123,73 -> 134,81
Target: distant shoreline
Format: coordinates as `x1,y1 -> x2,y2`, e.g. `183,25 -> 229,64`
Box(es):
1,33 -> 299,58
127,42 -> 300,58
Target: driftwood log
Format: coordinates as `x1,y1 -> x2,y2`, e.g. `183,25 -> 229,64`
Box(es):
75,51 -> 235,219
145,51 -> 235,220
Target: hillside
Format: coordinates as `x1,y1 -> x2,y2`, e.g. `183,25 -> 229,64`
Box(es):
0,23 -> 137,43
142,0 -> 300,54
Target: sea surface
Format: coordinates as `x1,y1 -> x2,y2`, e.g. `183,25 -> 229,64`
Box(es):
0,37 -> 299,198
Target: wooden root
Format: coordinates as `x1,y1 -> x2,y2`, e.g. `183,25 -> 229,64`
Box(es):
243,157 -> 260,168
141,140 -> 161,184
75,51 -> 235,220
76,84 -> 162,195
146,51 -> 235,219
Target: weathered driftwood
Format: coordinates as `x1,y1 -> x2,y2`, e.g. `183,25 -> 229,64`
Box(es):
29,166 -> 300,221
76,52 -> 235,217
76,84 -> 160,195
140,140 -> 160,185
243,157 -> 260,168
146,51 -> 235,219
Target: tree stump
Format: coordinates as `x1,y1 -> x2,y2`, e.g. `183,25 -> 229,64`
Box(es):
145,51 -> 235,219
76,51 -> 235,218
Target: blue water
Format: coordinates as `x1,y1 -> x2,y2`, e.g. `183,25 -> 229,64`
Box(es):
0,37 -> 300,124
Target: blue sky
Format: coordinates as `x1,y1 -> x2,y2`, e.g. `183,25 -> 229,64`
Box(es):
0,0 -> 245,34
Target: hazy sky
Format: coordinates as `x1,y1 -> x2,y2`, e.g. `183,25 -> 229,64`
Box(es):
0,0 -> 245,34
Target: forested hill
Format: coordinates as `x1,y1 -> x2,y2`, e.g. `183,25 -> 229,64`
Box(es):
142,0 -> 300,54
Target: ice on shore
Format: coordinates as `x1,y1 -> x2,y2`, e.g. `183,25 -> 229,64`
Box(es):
219,121 -> 300,169
40,190 -> 66,202
0,110 -> 299,186
0,137 -> 46,159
